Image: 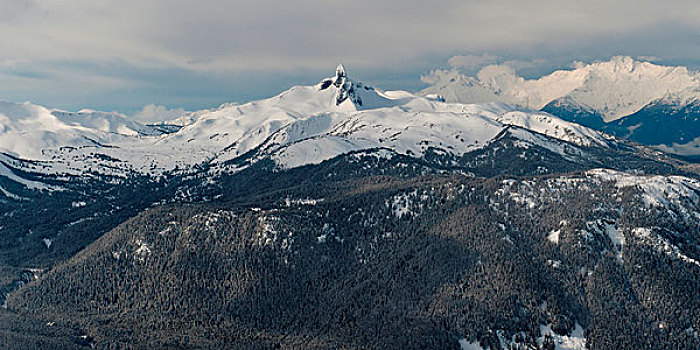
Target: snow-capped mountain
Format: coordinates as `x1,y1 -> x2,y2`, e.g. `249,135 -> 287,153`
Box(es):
0,65 -> 619,186
201,65 -> 612,171
0,102 -> 162,159
421,57 -> 700,156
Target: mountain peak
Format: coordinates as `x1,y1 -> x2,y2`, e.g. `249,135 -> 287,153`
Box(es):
421,56 -> 700,121
335,64 -> 346,80
317,64 -> 364,107
333,64 -> 348,90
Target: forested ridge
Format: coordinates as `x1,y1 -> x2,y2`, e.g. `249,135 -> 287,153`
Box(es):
5,170 -> 699,349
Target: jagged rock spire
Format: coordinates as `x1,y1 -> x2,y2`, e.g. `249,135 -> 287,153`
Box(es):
318,64 -> 365,107
334,64 -> 347,87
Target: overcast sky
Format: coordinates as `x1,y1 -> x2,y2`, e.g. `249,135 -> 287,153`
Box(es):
1,0 -> 699,119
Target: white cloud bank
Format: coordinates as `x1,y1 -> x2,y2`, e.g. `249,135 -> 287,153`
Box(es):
132,104 -> 186,124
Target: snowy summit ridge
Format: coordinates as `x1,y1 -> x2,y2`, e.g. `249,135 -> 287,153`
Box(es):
421,56 -> 700,155
0,65 -> 622,183
421,56 -> 700,121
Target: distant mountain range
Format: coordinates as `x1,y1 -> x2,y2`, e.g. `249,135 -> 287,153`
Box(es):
0,64 -> 627,184
421,56 -> 700,157
1,65 -> 699,349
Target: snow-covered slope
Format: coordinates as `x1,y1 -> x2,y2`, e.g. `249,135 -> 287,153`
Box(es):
588,168 -> 700,211
0,102 -> 161,159
0,66 -> 617,186
421,56 -> 699,122
210,101 -> 612,170
185,66 -> 611,170
421,57 -> 700,156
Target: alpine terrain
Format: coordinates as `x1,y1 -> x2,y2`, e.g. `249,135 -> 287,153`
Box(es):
0,66 -> 698,349
421,56 -> 700,159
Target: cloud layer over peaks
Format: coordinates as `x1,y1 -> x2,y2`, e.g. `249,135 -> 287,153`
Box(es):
0,0 -> 698,113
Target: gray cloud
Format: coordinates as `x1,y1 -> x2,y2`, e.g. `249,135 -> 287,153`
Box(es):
0,0 -> 38,21
0,0 -> 698,112
3,0 -> 699,70
448,54 -> 500,71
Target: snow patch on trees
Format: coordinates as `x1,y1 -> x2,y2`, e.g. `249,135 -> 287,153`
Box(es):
539,323 -> 587,350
